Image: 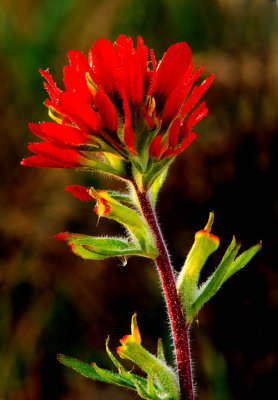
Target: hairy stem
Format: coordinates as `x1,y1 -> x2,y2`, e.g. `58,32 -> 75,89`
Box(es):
134,186 -> 194,400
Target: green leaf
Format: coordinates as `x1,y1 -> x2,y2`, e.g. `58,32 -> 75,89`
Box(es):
90,189 -> 158,258
187,240 -> 262,323
55,233 -> 147,260
118,335 -> 179,399
106,191 -> 133,203
157,338 -> 166,364
58,349 -> 162,399
223,242 -> 262,282
57,354 -> 135,390
142,157 -> 172,191
187,242 -> 241,323
82,153 -> 128,178
221,235 -> 237,263
148,168 -> 169,208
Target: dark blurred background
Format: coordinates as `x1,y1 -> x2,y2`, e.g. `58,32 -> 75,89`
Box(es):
0,0 -> 277,399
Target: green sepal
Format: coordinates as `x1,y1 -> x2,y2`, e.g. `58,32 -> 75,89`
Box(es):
142,157 -> 172,191
81,153 -> 128,179
55,233 -> 150,260
148,168 -> 169,208
177,213 -> 220,313
157,338 -> 167,364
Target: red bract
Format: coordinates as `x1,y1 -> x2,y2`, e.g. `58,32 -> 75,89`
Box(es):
21,35 -> 213,174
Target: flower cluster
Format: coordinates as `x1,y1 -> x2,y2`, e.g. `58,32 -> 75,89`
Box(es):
21,35 -> 213,189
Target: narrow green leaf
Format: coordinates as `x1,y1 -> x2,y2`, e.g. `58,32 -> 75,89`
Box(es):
130,376 -> 153,400
93,362 -> 135,389
146,369 -> 160,399
142,158 -> 172,191
157,339 -> 166,364
223,242 -> 262,282
118,336 -> 179,399
105,336 -> 158,396
57,354 -> 135,390
106,191 -> 132,203
187,243 -> 241,323
89,189 -> 158,258
105,336 -> 128,372
221,236 -> 237,263
83,154 -> 128,178
56,233 -> 147,260
148,168 -> 168,208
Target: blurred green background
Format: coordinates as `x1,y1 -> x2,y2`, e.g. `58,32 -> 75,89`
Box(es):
0,0 -> 277,399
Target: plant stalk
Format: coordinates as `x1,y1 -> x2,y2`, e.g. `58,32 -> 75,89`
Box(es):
134,186 -> 194,400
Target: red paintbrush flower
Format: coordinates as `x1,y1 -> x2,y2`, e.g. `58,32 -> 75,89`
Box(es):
21,35 -> 213,186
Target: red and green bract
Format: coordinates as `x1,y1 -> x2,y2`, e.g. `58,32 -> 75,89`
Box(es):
21,35 -> 213,171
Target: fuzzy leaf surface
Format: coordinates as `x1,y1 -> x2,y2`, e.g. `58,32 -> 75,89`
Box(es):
55,233 -> 147,259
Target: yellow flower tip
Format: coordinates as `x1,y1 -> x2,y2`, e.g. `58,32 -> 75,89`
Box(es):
117,334 -> 133,359
146,95 -> 156,116
85,72 -> 98,97
131,313 -> 141,344
47,105 -> 65,124
204,211 -> 214,233
89,188 -> 112,217
196,229 -> 220,245
116,344 -> 125,358
88,187 -> 99,200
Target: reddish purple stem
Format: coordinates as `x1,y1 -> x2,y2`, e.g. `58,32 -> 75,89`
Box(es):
134,187 -> 194,400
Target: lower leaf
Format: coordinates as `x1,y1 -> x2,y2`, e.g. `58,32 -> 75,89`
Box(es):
55,233 -> 154,259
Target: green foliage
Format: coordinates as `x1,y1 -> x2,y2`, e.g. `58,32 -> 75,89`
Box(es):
57,187 -> 158,261
58,316 -> 179,400
56,233 -> 149,260
177,214 -> 262,323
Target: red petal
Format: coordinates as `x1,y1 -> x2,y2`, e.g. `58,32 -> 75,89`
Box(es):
122,94 -> 135,154
180,74 -> 214,120
68,50 -> 91,76
168,118 -> 182,148
124,124 -> 136,155
136,36 -> 148,76
147,48 -> 157,97
94,89 -> 118,134
63,65 -> 91,102
88,38 -> 119,99
116,35 -> 146,108
149,135 -> 162,159
57,92 -> 100,133
43,82 -> 60,102
186,102 -> 208,131
20,155 -> 63,168
154,42 -> 192,111
65,185 -> 92,201
163,130 -> 197,158
28,141 -> 81,167
161,64 -> 193,125
29,122 -> 87,148
39,69 -> 61,96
